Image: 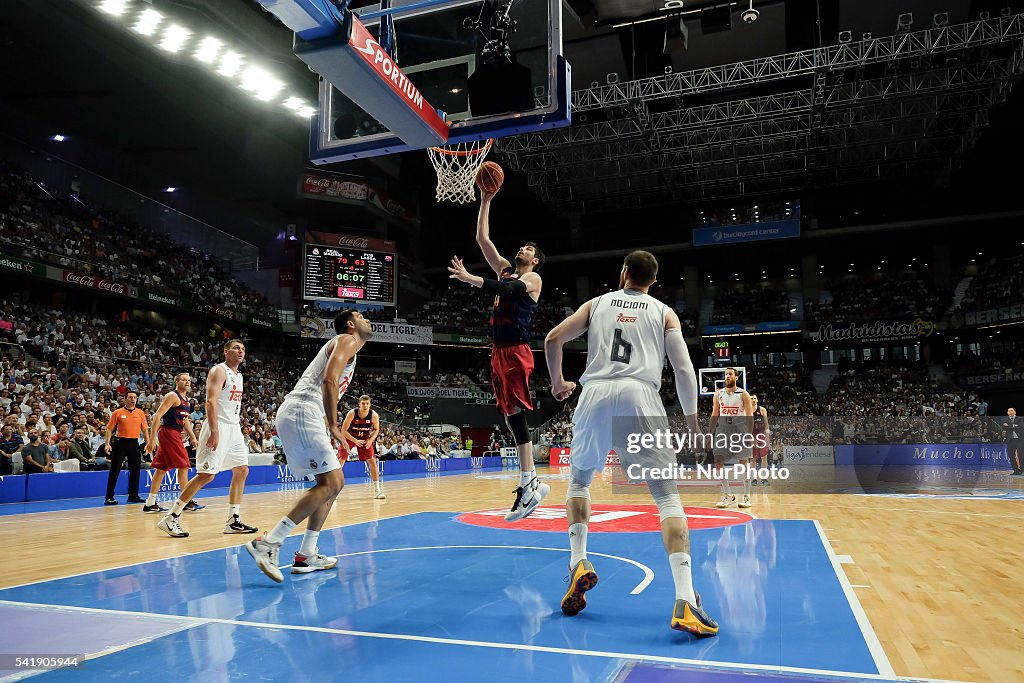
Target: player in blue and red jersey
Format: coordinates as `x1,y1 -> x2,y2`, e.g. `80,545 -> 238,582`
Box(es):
447,187 -> 550,521
142,373 -> 199,515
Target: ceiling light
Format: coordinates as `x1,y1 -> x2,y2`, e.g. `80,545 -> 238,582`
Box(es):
99,0 -> 129,16
50,134 -> 66,142
133,8 -> 163,36
217,51 -> 243,77
195,36 -> 222,63
240,66 -> 283,101
164,186 -> 177,193
159,24 -> 191,52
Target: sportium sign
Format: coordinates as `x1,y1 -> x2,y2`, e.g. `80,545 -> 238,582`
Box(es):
295,12 -> 449,149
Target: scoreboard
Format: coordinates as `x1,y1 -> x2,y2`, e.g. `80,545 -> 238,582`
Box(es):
302,243 -> 397,306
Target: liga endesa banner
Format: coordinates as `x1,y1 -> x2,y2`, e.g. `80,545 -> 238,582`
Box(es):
549,448 -> 620,467
300,317 -> 432,345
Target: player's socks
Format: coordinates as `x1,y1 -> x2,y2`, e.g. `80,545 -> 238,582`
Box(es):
298,530 -> 320,558
170,498 -> 186,516
145,493 -> 157,506
743,476 -> 753,497
669,552 -> 697,604
568,523 -> 588,567
229,504 -> 241,522
265,516 -> 296,545
519,470 -> 535,488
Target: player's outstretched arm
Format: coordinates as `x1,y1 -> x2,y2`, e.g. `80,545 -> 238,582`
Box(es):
476,196 -> 511,277
449,256 -> 540,294
544,300 -> 592,401
665,309 -> 699,434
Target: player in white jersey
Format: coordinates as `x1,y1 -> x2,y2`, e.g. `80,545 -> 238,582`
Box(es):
544,250 -> 718,637
244,310 -> 372,583
158,339 -> 258,538
711,368 -> 754,509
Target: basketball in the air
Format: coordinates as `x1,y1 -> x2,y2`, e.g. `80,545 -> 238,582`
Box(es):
475,161 -> 504,194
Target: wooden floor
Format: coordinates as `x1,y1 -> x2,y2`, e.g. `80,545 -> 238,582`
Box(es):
2,469 -> 1022,683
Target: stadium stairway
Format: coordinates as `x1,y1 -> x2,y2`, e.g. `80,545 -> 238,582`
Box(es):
812,365 -> 839,394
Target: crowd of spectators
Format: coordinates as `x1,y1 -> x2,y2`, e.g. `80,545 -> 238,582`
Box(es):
0,165 -> 276,319
957,253 -> 1024,311
805,271 -> 943,325
711,286 -> 791,324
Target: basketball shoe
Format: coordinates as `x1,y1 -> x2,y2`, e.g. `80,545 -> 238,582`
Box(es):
143,503 -> 168,514
716,494 -> 736,508
739,494 -> 752,508
157,514 -> 189,538
291,548 -> 338,574
224,515 -> 258,534
245,536 -> 283,583
505,476 -> 550,521
671,592 -> 719,637
560,559 -> 599,616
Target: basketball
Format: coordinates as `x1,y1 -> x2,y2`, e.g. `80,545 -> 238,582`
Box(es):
475,161 -> 505,194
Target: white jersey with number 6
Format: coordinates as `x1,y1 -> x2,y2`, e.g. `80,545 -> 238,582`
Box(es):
579,289 -> 669,390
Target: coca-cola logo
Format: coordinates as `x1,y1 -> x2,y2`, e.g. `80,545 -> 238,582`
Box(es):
338,235 -> 370,249
65,273 -> 96,287
306,177 -> 331,188
98,281 -> 126,294
215,307 -> 235,319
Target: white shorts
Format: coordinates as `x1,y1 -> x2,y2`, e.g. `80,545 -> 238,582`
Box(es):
275,399 -> 341,481
570,380 -> 674,474
196,420 -> 249,474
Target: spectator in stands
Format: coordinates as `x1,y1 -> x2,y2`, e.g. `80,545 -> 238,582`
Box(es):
0,424 -> 23,475
22,429 -> 53,474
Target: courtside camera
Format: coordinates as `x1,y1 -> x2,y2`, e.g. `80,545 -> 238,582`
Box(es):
742,0 -> 759,23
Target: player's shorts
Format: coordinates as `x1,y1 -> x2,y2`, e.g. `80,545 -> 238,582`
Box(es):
570,379 -> 674,476
152,426 -> 190,471
275,398 -> 341,481
491,343 -> 533,415
196,419 -> 249,474
340,441 -> 375,462
713,424 -> 753,463
752,439 -> 769,460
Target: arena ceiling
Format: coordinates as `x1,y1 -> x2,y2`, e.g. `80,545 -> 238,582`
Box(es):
0,0 -> 1022,248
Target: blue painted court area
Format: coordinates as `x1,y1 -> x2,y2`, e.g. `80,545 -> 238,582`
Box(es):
0,513 -> 890,682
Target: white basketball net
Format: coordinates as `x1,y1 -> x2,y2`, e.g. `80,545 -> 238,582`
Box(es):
428,139 -> 493,204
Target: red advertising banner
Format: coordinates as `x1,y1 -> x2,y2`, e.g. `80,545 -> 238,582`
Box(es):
63,271 -> 131,296
300,174 -> 368,202
549,448 -> 619,467
348,14 -> 448,143
304,230 -> 396,254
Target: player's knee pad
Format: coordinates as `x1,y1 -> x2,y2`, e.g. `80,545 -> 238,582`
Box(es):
647,478 -> 685,521
566,466 -> 594,501
506,411 -> 531,446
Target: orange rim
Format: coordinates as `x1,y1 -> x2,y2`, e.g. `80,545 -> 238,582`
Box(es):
429,139 -> 493,156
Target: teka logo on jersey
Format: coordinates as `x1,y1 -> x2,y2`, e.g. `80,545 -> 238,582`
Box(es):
338,235 -> 370,249
65,273 -> 96,288
457,504 -> 753,532
616,313 -> 638,324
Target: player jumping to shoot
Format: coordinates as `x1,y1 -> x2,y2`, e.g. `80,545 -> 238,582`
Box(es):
447,187 -> 549,521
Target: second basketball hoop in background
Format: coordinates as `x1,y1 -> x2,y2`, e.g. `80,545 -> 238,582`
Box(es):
475,161 -> 504,194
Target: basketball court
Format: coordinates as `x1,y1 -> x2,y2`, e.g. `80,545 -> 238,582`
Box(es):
2,465 -> 1021,682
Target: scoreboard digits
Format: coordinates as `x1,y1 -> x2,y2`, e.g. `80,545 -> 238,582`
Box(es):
303,244 -> 397,306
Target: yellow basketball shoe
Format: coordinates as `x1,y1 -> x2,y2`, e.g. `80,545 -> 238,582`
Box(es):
671,592 -> 719,637
560,559 -> 599,616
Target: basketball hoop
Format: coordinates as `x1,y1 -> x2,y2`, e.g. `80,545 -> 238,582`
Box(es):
428,139 -> 493,204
